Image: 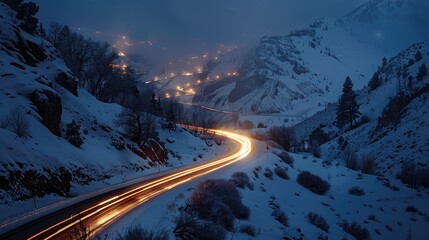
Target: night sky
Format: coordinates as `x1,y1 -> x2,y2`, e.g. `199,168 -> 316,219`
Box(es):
36,0 -> 367,64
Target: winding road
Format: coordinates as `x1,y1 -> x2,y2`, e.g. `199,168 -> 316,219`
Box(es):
0,129 -> 252,239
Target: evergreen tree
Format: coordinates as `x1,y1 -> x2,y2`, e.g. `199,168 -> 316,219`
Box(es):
415,50 -> 423,62
382,56 -> 388,67
417,63 -> 427,81
336,76 -> 361,130
368,72 -> 381,91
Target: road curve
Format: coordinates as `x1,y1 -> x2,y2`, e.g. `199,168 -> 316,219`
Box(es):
0,129 -> 252,239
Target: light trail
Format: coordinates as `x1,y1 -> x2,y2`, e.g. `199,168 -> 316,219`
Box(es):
0,128 -> 251,240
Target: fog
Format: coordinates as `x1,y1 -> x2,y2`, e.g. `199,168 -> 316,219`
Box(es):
37,0 -> 367,68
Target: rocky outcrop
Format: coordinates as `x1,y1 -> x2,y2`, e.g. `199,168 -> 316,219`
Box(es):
29,90 -> 62,136
55,71 -> 78,96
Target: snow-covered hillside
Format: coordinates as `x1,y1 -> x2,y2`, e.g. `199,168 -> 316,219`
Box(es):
191,0 -> 428,117
194,17 -> 382,115
103,141 -> 429,240
294,39 -> 429,178
339,0 -> 429,54
0,2 -> 227,220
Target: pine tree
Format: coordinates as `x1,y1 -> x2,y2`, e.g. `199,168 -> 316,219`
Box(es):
417,63 -> 427,81
368,72 -> 381,91
336,76 -> 361,130
382,56 -> 388,67
415,50 -> 422,62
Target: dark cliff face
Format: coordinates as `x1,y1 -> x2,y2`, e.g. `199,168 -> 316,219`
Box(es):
55,71 -> 79,96
29,90 -> 62,136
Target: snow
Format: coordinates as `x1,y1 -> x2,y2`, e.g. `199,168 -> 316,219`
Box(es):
101,140 -> 429,240
0,2 -> 228,228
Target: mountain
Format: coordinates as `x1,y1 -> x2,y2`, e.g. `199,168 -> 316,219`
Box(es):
293,39 -> 429,178
192,0 -> 428,116
0,2 -> 225,216
340,0 -> 429,54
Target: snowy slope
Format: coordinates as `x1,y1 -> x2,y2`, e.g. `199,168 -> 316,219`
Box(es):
103,140 -> 429,240
194,18 -> 382,115
0,2 -> 227,220
294,39 -> 429,178
191,0 -> 428,117
339,0 -> 429,54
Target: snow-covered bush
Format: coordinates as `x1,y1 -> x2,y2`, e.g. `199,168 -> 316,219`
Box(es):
269,196 -> 288,227
110,136 -> 125,150
230,172 -> 253,190
340,220 -> 370,240
297,171 -> 330,195
348,186 -> 365,196
187,179 -> 250,228
173,210 -> 226,240
117,225 -> 169,240
274,167 -> 289,180
264,168 -> 274,180
239,224 -> 257,236
65,120 -> 83,147
275,151 -> 294,167
307,212 -> 329,232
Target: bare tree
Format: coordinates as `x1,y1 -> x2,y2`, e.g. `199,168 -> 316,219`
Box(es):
114,102 -> 156,146
0,109 -> 30,138
267,126 -> 296,151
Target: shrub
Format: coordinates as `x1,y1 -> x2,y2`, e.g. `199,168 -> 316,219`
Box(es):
307,212 -> 329,232
0,109 -> 30,138
65,120 -> 83,147
173,209 -> 226,240
264,168 -> 274,180
405,206 -> 419,213
267,126 -> 296,151
397,162 -> 418,188
274,167 -> 289,180
239,120 -> 254,130
418,168 -> 429,188
343,146 -> 359,170
257,122 -> 265,128
297,171 -> 330,195
272,208 -> 288,227
230,172 -> 253,189
341,220 -> 370,240
239,224 -> 257,237
276,151 -> 294,167
310,127 -> 329,145
190,179 -> 250,220
269,196 -> 288,227
348,186 -> 365,196
117,225 -> 169,240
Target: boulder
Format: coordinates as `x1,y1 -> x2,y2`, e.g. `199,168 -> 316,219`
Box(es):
55,71 -> 78,96
29,90 -> 62,136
